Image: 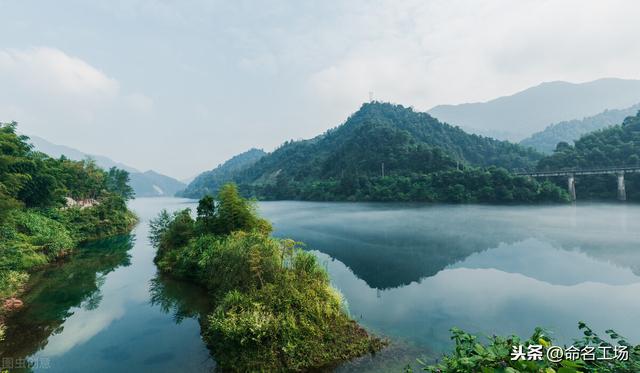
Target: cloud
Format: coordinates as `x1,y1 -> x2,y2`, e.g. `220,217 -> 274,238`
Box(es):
4,1 -> 640,178
305,0 -> 640,111
0,47 -> 153,150
0,47 -> 119,99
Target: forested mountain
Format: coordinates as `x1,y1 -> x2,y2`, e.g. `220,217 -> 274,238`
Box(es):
520,104 -> 640,153
191,102 -> 566,203
537,111 -> 640,200
429,78 -> 640,141
29,136 -> 184,197
177,148 -> 266,198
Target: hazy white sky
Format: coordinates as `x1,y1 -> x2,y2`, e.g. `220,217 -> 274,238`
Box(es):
2,0 -> 640,179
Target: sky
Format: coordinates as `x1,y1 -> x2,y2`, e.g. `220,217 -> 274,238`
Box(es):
2,0 -> 640,179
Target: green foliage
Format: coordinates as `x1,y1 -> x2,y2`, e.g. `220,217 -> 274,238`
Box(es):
411,323 -> 640,373
520,104 -> 640,154
152,184 -> 383,371
537,110 -> 640,200
0,270 -> 29,300
183,103 -> 548,201
178,148 -> 266,198
0,122 -> 137,305
245,167 -> 569,203
106,167 -> 135,200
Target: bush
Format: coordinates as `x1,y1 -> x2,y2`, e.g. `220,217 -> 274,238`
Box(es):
412,323 -> 640,373
152,183 -> 384,371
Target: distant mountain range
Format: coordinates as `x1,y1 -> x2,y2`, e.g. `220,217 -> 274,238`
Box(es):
520,103 -> 640,153
177,148 -> 266,198
29,136 -> 185,198
428,78 -> 640,141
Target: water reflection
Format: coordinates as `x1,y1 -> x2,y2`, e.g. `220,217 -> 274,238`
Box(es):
0,198 -> 214,373
0,235 -> 134,360
149,273 -> 213,325
3,199 -> 640,372
257,202 -> 640,371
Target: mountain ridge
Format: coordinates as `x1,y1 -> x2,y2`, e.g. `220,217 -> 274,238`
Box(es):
29,136 -> 185,198
428,78 -> 640,141
178,148 -> 266,198
183,102 -> 566,203
520,103 -> 640,153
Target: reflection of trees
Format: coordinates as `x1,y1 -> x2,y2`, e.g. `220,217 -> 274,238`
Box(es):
272,215 -> 520,289
268,205 -> 640,290
0,234 -> 134,360
148,273 -> 215,368
148,273 -> 213,324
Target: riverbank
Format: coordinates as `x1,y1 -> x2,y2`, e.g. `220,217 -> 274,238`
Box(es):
0,206 -> 137,340
1,123 -> 139,340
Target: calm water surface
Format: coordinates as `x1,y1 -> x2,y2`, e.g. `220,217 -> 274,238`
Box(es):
2,198 -> 640,372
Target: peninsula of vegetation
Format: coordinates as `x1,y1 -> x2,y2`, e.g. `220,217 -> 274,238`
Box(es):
150,183 -> 384,371
181,102 -> 570,203
0,122 -> 137,338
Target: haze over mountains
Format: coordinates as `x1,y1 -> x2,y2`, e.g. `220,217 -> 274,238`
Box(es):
29,136 -> 185,198
520,103 -> 640,153
28,77 -> 640,200
428,78 -> 640,141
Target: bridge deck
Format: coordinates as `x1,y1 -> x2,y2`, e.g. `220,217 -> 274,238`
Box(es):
516,166 -> 640,178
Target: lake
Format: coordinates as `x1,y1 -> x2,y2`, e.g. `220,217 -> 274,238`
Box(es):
2,198 -> 640,372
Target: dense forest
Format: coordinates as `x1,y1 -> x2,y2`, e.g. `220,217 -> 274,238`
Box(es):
177,148 -> 265,198
183,102 -> 568,203
151,184 -> 383,371
537,111 -> 640,200
520,103 -> 640,153
0,122 -> 137,338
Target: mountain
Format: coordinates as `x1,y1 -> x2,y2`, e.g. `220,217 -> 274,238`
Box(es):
28,136 -> 185,198
428,78 -> 640,141
520,104 -> 640,153
191,102 -> 567,203
29,135 -> 139,173
537,111 -> 640,200
129,170 -> 186,197
177,148 -> 266,198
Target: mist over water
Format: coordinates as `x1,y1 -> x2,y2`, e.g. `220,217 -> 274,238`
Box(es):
3,199 -> 639,372
259,202 -> 640,367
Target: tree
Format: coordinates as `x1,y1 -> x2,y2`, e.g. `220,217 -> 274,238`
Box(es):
214,183 -> 271,235
106,167 -> 135,201
196,195 -> 216,234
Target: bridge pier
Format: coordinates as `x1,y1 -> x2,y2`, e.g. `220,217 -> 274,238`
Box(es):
567,174 -> 576,202
617,172 -> 627,201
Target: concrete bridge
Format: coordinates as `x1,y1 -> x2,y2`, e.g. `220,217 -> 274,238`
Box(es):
515,166 -> 640,201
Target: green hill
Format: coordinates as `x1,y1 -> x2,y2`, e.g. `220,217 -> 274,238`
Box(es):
520,104 -> 640,153
191,102 -> 566,203
537,111 -> 640,200
178,148 -> 266,198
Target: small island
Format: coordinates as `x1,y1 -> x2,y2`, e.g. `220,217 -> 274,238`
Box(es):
150,183 -> 385,371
